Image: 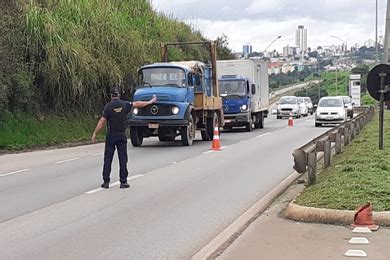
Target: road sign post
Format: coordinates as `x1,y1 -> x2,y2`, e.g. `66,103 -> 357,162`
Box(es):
367,64 -> 390,150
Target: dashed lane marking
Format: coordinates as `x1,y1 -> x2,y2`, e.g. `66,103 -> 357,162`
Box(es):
0,168 -> 30,177
54,158 -> 80,164
202,150 -> 214,155
256,132 -> 272,138
92,152 -> 104,156
352,227 -> 372,233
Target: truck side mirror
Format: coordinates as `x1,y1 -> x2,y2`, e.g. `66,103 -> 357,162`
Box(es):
251,84 -> 256,95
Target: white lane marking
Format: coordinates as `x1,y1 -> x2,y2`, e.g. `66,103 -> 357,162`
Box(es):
257,132 -> 272,138
172,162 -> 177,164
85,174 -> 144,194
202,150 -> 214,155
92,152 -> 104,156
55,158 -> 80,164
0,168 -> 30,177
220,146 -> 228,150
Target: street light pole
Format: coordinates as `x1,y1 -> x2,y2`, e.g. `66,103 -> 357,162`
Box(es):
384,0 -> 390,64
263,35 -> 282,53
376,0 -> 379,62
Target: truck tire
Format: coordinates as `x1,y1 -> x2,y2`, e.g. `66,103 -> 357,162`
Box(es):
246,118 -> 253,132
181,113 -> 195,146
255,112 -> 264,129
130,127 -> 143,147
202,112 -> 219,141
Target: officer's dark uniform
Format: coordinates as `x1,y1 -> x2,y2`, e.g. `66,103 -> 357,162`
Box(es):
102,98 -> 132,184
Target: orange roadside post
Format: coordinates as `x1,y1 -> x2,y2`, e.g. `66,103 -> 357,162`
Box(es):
351,203 -> 379,231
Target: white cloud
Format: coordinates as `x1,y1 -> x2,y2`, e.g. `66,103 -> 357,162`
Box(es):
150,0 -> 387,52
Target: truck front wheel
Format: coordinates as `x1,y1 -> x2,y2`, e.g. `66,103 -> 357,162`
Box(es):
255,113 -> 264,129
130,127 -> 143,147
181,113 -> 195,146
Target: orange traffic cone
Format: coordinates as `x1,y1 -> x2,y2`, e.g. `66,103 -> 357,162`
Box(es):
351,203 -> 379,231
288,112 -> 294,127
211,126 -> 221,151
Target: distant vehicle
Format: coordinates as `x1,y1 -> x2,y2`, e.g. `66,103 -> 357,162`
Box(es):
303,97 -> 314,115
340,96 -> 354,118
217,59 -> 270,131
297,97 -> 308,117
315,96 -> 347,127
276,96 -> 301,119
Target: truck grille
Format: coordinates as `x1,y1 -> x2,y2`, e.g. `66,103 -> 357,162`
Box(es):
138,104 -> 172,116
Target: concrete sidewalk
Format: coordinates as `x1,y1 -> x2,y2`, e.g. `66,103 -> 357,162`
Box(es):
217,180 -> 390,260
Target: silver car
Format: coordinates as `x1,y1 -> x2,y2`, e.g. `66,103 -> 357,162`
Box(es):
315,96 -> 347,127
341,96 -> 354,118
276,96 -> 301,119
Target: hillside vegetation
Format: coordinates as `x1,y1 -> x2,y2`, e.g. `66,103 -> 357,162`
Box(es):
0,0 -> 233,150
1,0 -> 232,116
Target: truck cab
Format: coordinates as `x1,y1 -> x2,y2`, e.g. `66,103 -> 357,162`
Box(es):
219,75 -> 254,130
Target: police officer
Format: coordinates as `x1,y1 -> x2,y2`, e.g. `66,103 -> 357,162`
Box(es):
91,87 -> 157,189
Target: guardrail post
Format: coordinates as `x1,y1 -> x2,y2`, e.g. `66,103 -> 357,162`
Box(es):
345,127 -> 350,145
324,140 -> 331,168
355,119 -> 360,135
335,132 -> 342,154
350,122 -> 356,140
307,152 -> 317,185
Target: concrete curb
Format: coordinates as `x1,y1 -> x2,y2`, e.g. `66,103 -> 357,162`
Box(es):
284,202 -> 390,226
192,171 -> 301,260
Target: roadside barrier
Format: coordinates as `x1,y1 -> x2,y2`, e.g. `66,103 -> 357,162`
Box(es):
292,106 -> 375,185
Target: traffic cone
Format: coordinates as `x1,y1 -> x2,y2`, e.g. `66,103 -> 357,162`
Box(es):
288,112 -> 294,127
351,203 -> 379,231
211,126 -> 221,151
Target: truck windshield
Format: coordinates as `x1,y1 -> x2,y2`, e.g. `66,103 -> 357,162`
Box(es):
219,80 -> 246,97
138,67 -> 186,88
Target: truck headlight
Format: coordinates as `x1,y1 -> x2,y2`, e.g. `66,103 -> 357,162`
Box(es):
133,107 -> 139,115
172,106 -> 180,115
241,104 -> 248,111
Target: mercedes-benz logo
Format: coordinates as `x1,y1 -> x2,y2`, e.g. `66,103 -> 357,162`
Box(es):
151,105 -> 159,115
223,105 -> 229,112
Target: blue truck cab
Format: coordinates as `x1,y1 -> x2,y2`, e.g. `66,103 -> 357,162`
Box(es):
219,75 -> 252,128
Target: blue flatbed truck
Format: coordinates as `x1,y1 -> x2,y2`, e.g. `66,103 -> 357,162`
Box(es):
128,41 -> 224,146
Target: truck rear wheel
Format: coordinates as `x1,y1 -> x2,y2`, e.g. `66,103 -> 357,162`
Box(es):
255,113 -> 264,129
202,112 -> 219,141
130,127 -> 143,147
246,118 -> 253,132
181,113 -> 195,146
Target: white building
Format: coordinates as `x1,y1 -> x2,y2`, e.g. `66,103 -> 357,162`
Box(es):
295,25 -> 307,53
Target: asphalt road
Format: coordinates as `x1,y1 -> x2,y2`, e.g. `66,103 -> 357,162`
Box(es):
0,115 -> 328,259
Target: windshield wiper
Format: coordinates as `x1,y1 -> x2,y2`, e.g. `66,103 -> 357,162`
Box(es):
162,83 -> 182,87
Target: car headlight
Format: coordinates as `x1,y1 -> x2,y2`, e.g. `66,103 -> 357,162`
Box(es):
172,106 -> 180,115
241,104 -> 248,111
133,107 -> 139,115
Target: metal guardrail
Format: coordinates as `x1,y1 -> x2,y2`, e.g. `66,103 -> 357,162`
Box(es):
292,106 -> 375,185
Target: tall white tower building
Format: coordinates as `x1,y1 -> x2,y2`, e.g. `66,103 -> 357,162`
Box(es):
295,25 -> 307,53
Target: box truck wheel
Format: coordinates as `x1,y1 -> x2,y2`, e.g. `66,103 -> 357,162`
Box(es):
255,113 -> 264,129
202,112 -> 219,141
181,113 -> 195,146
130,127 -> 143,147
246,118 -> 253,132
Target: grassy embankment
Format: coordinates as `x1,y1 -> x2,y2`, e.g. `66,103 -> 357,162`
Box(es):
1,0 -> 230,151
295,111 -> 390,211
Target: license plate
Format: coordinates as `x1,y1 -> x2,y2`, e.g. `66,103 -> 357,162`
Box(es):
224,119 -> 232,123
327,116 -> 333,120
148,123 -> 159,129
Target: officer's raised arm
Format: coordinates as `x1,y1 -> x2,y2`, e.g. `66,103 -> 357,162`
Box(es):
132,95 -> 157,108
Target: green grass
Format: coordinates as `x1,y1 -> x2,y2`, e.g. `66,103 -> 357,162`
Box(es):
0,113 -> 105,150
295,110 -> 390,211
320,71 -> 349,96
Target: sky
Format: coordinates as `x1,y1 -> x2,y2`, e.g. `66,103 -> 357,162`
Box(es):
150,0 -> 387,53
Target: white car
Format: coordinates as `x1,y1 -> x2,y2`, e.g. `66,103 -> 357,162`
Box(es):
315,96 -> 347,127
276,96 -> 301,119
303,97 -> 314,115
340,96 -> 354,118
297,97 -> 309,117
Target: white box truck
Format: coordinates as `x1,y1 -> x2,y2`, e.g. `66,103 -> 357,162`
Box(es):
217,59 -> 269,131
